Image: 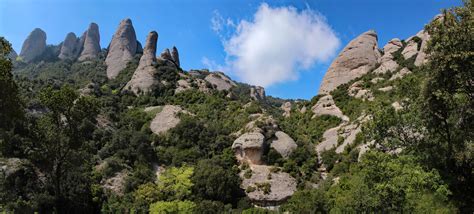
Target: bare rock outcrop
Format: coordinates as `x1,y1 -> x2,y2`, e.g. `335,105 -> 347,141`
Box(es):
402,39 -> 418,60
281,102 -> 292,118
123,31 -> 158,95
374,38 -> 402,74
271,131 -> 297,158
348,81 -> 374,101
19,28 -> 47,62
78,23 -> 101,61
171,46 -> 180,67
250,86 -> 266,100
311,95 -> 349,121
204,72 -> 236,91
390,67 -> 411,81
58,32 -> 82,60
240,165 -> 296,206
150,105 -> 188,135
232,132 -> 265,165
318,30 -> 381,94
106,18 -> 138,79
414,30 -> 431,66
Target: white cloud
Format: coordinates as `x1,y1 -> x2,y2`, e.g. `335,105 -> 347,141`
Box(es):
211,3 -> 340,87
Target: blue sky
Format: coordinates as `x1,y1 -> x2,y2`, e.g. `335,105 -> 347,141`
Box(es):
0,0 -> 462,99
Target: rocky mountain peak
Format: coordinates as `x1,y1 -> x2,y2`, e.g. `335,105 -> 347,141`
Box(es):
105,18 -> 138,79
19,28 -> 47,62
78,23 -> 101,61
58,32 -> 82,60
171,46 -> 180,67
318,30 -> 381,94
123,31 -> 159,95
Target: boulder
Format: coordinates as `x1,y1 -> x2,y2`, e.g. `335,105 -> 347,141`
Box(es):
315,124 -> 342,155
106,18 -> 138,79
240,165 -> 296,206
414,31 -> 430,66
204,72 -> 236,91
271,131 -> 297,158
389,67 -> 411,81
123,31 -> 158,95
78,23 -> 101,61
58,32 -> 82,60
318,30 -> 381,94
378,86 -> 394,92
348,81 -> 374,101
370,77 -> 384,84
150,105 -> 187,135
401,39 -> 418,60
311,95 -> 349,121
250,86 -> 266,100
171,46 -> 180,67
19,28 -> 47,62
232,132 -> 265,165
175,79 -> 192,93
280,102 -> 292,118
374,38 -> 402,74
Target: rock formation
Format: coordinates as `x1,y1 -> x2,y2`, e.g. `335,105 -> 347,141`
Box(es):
281,102 -> 292,118
271,131 -> 297,158
232,132 -> 265,165
78,23 -> 101,61
171,46 -> 180,67
58,32 -> 82,60
401,39 -> 418,60
240,165 -> 296,206
204,72 -> 236,91
389,67 -> 411,81
124,31 -> 158,95
311,95 -> 349,121
374,38 -> 402,74
160,48 -> 172,61
348,81 -> 374,101
106,18 -> 138,79
149,105 -> 188,135
318,30 -> 381,94
19,28 -> 47,62
414,31 -> 430,66
250,86 -> 266,100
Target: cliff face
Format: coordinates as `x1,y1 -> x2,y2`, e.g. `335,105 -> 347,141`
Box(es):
105,18 -> 138,79
318,30 -> 381,94
19,28 -> 47,62
78,23 -> 101,61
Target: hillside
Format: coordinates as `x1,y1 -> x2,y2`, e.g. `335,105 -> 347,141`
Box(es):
0,2 -> 472,213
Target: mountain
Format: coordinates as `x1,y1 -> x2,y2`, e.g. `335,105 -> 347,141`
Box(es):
1,3 -> 472,213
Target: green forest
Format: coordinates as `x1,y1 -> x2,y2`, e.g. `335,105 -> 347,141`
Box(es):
0,2 -> 472,213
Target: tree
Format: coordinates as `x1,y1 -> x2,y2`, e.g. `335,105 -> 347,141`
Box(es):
33,85 -> 99,212
420,2 -> 474,211
191,154 -> 242,204
0,37 -> 23,130
149,200 -> 196,214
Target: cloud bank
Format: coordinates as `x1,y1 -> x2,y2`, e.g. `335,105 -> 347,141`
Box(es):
211,3 -> 340,87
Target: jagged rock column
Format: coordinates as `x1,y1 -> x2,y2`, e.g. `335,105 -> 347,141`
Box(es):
78,23 -> 101,61
123,31 -> 158,95
19,28 -> 47,62
106,18 -> 138,79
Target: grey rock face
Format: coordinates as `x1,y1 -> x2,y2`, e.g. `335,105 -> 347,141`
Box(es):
414,30 -> 430,66
250,86 -> 266,100
78,23 -> 101,61
318,30 -> 381,94
149,105 -> 188,135
19,28 -> 47,62
374,38 -> 402,74
124,31 -> 158,95
58,32 -> 82,60
271,131 -> 297,158
311,95 -> 349,121
160,48 -> 172,61
281,102 -> 292,118
106,18 -> 138,79
204,72 -> 236,91
232,132 -> 265,165
171,46 -> 180,67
